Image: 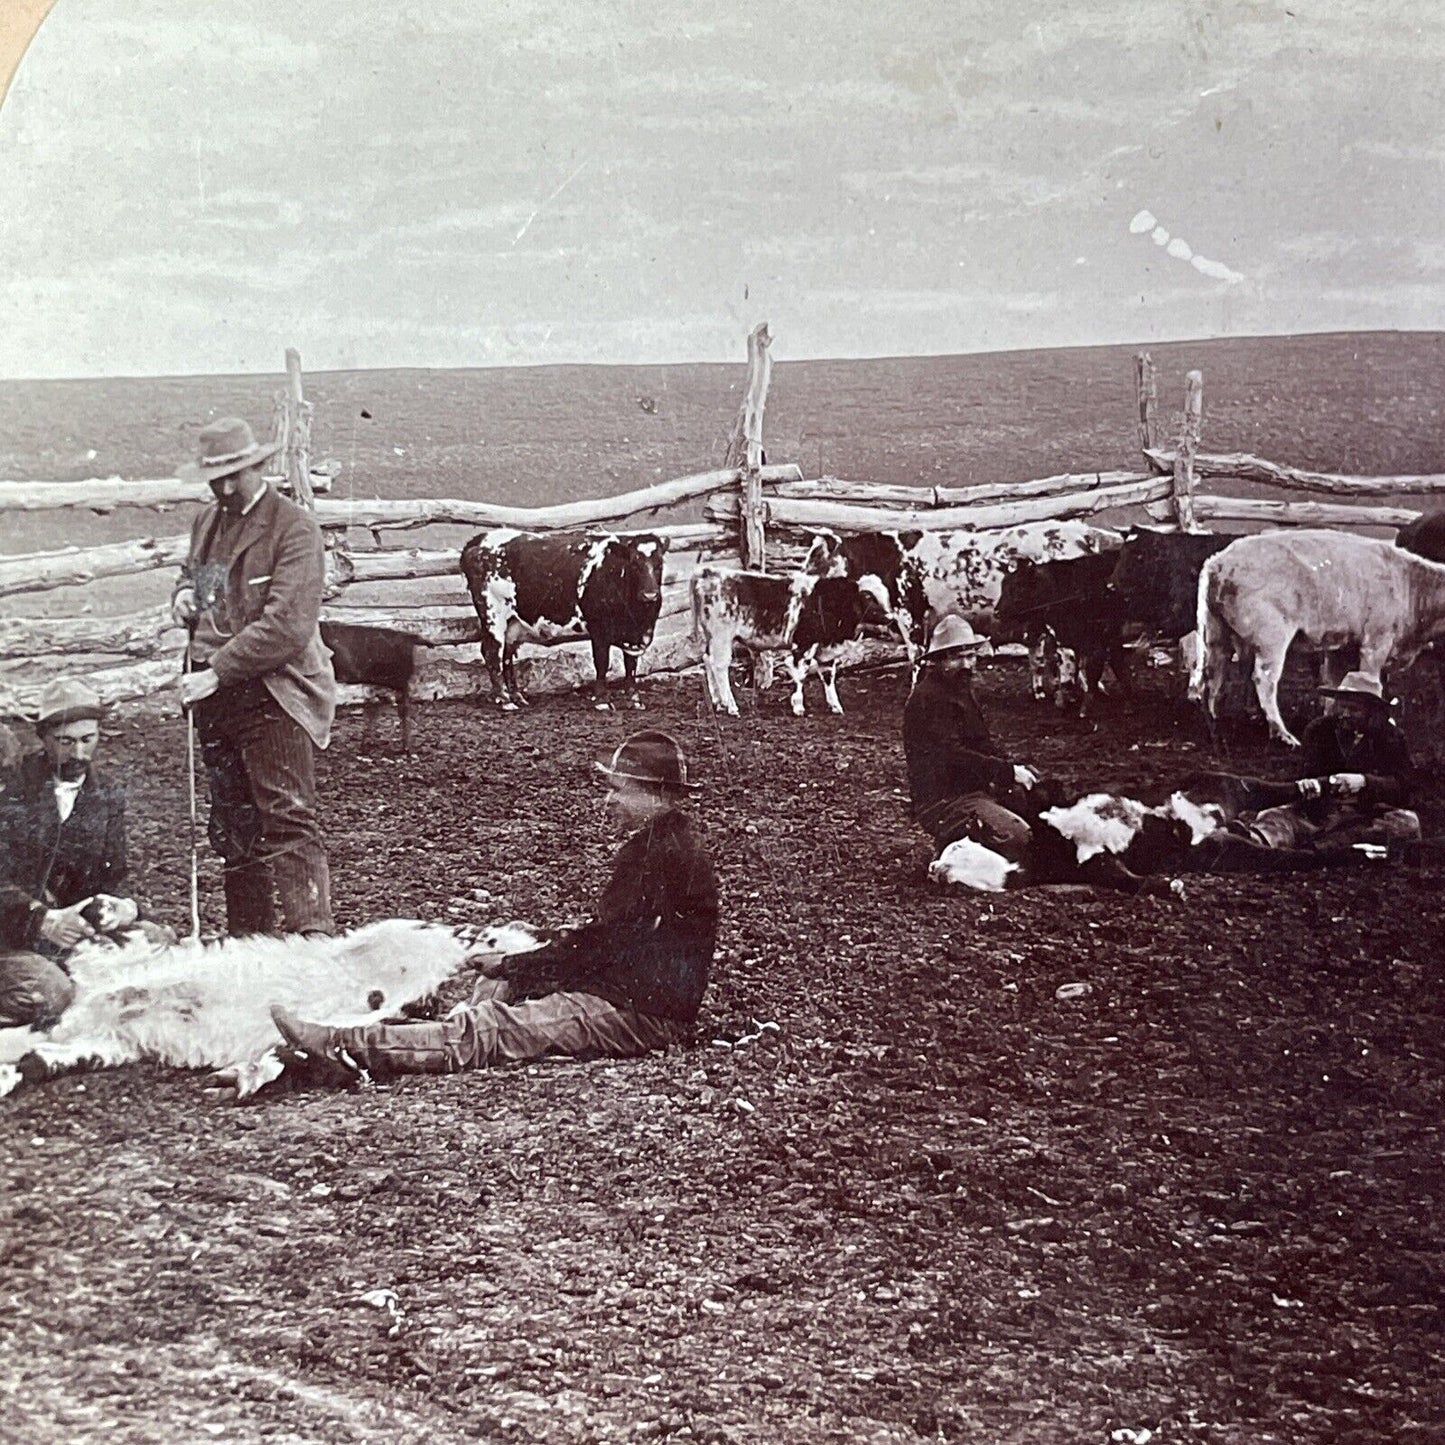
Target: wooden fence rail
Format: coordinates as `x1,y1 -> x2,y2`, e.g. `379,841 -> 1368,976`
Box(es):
0,464 -> 802,524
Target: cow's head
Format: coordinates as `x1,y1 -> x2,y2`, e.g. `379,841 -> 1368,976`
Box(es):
802,531 -> 842,576
608,534 -> 669,640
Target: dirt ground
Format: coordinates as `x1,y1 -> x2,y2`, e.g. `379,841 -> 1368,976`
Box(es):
1,657 -> 1442,1445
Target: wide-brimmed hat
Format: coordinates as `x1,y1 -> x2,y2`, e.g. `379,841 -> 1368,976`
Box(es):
926,615 -> 991,658
1318,671 -> 1387,708
594,730 -> 700,791
177,417 -> 280,485
34,677 -> 106,732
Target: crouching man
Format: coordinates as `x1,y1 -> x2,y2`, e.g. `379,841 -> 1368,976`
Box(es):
269,730 -> 718,1084
1231,673 -> 1420,854
0,680 -> 145,1027
902,616 -> 1043,857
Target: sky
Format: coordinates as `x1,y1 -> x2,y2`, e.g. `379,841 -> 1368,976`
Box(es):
0,0 -> 1441,378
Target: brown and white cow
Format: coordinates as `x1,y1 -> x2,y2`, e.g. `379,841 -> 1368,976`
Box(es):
460,529 -> 669,711
821,521 -> 1121,661
1189,529 -> 1445,745
690,536 -> 873,717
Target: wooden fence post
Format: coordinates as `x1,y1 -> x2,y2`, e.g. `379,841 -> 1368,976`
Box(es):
1135,352 -> 1158,460
1172,370 -> 1202,533
725,322 -> 774,569
282,348 -> 316,510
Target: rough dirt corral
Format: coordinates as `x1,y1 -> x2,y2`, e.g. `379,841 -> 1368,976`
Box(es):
1,657 -> 1442,1445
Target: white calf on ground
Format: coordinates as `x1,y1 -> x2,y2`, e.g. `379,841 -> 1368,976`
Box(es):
0,919 -> 471,1099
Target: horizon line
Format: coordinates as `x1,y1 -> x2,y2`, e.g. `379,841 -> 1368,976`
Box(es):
1,326 -> 1439,386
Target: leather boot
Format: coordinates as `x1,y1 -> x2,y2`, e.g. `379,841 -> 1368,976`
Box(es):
271,1006 -> 456,1082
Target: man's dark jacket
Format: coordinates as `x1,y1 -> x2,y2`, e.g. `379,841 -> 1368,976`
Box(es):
902,666 -> 1017,833
0,754 -> 127,950
1245,711 -> 1415,817
492,810 -> 718,1024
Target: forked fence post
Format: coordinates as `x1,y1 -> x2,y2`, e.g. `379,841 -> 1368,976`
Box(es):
1171,369 -> 1203,533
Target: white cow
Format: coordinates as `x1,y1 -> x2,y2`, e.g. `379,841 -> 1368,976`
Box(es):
1189,530 -> 1445,745
0,920 -> 472,1099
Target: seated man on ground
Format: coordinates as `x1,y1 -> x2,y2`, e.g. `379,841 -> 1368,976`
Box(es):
902,616 -> 1044,858
1223,672 -> 1420,854
0,679 -> 148,1028
269,729 -> 718,1084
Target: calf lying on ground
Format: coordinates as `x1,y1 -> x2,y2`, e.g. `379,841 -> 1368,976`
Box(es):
929,789 -> 1380,895
321,621 -> 429,751
0,919 -> 471,1099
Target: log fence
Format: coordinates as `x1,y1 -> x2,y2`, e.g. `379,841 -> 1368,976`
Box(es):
1,336 -> 1441,718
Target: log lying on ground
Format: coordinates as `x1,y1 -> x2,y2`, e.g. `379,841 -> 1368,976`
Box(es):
0,535 -> 189,598
1145,450 -> 1445,497
706,477 -> 1174,534
1192,496 -> 1421,530
772,471 -> 1150,509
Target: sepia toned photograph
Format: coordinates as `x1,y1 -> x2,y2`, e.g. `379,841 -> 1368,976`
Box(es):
0,3 -> 1441,1440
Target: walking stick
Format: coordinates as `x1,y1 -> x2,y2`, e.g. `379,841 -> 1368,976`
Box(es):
183,631 -> 202,942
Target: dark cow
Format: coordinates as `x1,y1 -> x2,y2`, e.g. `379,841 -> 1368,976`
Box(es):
1107,528 -> 1235,639
994,551 -> 1132,716
321,621 -> 429,752
459,529 -> 669,711
825,530 -> 928,661
1397,510 -> 1445,563
690,536 -> 872,716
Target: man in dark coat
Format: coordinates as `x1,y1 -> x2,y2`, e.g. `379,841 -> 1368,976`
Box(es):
1232,672 -> 1419,850
902,615 -> 1042,857
0,679 -> 135,1026
173,417 -> 337,938
266,730 -> 719,1083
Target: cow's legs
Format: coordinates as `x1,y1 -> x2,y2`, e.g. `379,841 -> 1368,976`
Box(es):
1250,626 -> 1301,746
397,692 -> 411,753
479,632 -> 520,710
502,645 -> 529,708
1028,631 -> 1053,701
819,654 -> 844,714
589,637 -> 614,711
784,648 -> 813,716
702,633 -> 740,716
621,650 -> 644,709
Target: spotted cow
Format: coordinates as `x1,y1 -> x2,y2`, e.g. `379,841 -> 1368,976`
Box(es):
459,529 -> 669,711
690,536 -> 873,717
819,521 -> 1122,663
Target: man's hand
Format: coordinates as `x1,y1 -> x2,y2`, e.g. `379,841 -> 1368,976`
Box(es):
1296,776 -> 1325,801
1329,772 -> 1367,796
172,587 -> 199,626
179,668 -> 220,708
38,901 -> 98,949
1013,764 -> 1040,790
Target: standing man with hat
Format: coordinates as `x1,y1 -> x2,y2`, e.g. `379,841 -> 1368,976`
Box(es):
262,730 -> 719,1085
1231,671 -> 1420,851
173,417 -> 337,938
0,678 -> 138,1026
902,615 -> 1044,857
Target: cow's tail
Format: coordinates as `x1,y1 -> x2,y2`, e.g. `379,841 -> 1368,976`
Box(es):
1187,555 -> 1216,702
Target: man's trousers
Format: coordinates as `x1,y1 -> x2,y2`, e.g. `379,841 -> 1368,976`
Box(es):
198,685 -> 333,937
